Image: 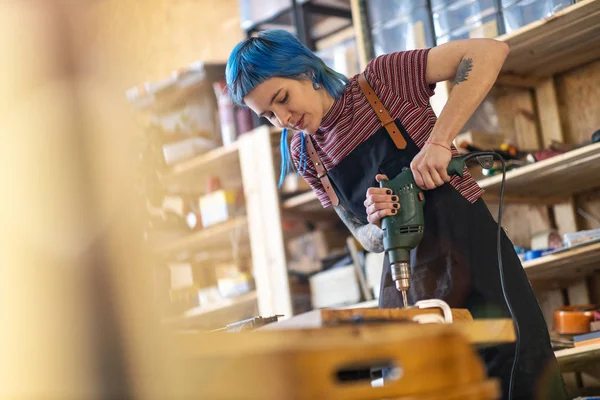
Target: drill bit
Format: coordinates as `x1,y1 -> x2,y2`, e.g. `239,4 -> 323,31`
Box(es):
400,290 -> 408,307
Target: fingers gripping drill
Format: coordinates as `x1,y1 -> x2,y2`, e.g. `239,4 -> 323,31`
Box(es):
378,157 -> 467,307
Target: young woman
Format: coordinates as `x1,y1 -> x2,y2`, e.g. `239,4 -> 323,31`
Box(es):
226,29 -> 568,399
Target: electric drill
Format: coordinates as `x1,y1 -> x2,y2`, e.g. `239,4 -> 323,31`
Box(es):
379,157 -> 467,307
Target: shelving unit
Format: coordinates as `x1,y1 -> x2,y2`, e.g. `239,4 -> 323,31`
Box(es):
281,141 -> 600,210
523,241 -> 600,283
479,142 -> 600,203
242,0 -> 353,51
555,343 -> 600,372
163,291 -> 259,330
154,216 -> 249,256
496,0 -> 600,82
126,60 -> 263,331
159,142 -> 241,194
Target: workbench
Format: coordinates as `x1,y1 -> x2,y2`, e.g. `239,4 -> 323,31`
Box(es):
172,305 -> 515,399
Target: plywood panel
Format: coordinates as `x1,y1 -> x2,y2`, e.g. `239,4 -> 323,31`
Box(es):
489,87 -> 551,247
555,59 -> 600,145
493,87 -> 541,149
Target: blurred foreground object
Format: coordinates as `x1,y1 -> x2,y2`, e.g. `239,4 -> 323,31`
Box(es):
0,2 -> 180,398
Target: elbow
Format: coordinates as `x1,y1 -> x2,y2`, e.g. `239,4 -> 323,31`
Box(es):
490,39 -> 510,60
498,40 -> 510,57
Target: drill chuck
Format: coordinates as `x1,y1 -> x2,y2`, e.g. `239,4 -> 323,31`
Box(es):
391,261 -> 410,291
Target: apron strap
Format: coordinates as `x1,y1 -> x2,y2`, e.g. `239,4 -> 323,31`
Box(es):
303,132 -> 339,206
358,73 -> 407,150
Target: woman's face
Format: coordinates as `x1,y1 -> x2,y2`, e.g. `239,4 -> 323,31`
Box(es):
243,76 -> 332,134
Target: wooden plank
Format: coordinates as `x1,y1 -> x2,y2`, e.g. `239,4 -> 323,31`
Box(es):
159,142 -> 242,194
154,216 -> 248,255
535,78 -> 564,148
175,323 -> 499,399
495,74 -> 546,89
555,343 -> 600,372
163,291 -> 258,330
497,0 -> 600,78
259,313 -> 515,346
238,127 -> 293,318
523,241 -> 600,282
567,280 -> 591,305
477,142 -> 600,201
282,190 -> 319,209
349,0 -> 370,70
554,198 -> 579,237
554,59 -> 600,145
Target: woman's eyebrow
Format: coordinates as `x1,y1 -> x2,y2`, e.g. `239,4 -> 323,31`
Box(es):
259,88 -> 282,117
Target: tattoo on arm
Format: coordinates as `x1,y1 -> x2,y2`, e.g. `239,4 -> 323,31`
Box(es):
453,58 -> 473,85
334,205 -> 384,253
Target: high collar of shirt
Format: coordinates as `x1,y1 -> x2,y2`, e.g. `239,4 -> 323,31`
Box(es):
319,94 -> 345,133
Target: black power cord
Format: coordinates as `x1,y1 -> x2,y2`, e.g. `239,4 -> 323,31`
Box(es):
462,151 -> 519,400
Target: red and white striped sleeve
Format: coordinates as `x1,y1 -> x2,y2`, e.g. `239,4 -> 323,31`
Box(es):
368,49 -> 436,108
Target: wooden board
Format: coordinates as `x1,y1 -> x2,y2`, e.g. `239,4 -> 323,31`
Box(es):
238,127 -> 293,318
259,308 -> 515,346
163,291 -> 258,330
285,143 -> 600,209
173,322 -> 499,399
154,216 -> 248,255
523,241 -> 600,283
497,0 -> 600,79
555,343 -> 600,372
479,142 -> 600,204
159,142 -> 242,194
555,59 -> 600,145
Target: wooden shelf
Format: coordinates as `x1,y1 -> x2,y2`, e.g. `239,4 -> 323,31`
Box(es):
155,216 -> 248,255
523,241 -> 600,283
497,0 -> 600,80
282,191 -> 320,210
555,343 -> 600,372
282,143 -> 600,209
159,142 -> 241,194
164,291 -> 258,329
479,142 -> 600,204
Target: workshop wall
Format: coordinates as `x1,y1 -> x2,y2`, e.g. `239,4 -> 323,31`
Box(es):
82,0 -> 243,90
556,60 -> 600,231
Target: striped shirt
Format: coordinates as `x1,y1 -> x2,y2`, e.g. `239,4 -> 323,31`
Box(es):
290,48 -> 484,208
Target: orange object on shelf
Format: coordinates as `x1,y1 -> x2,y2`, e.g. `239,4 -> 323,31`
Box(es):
554,305 -> 597,335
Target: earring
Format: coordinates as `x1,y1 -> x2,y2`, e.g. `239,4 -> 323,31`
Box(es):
310,71 -> 320,90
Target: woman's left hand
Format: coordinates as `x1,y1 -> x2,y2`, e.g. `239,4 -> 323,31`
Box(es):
410,142 -> 453,190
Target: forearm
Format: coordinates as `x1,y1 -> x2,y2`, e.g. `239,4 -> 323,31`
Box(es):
333,205 -> 384,253
430,40 -> 509,146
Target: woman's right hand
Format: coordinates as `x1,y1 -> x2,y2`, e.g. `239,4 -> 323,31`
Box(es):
364,174 -> 400,228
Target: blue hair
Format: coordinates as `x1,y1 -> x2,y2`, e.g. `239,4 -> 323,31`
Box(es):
225,30 -> 349,187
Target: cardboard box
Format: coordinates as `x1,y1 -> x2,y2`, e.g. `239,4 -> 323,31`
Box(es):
199,189 -> 241,228
286,230 -> 347,263
309,265 -> 361,309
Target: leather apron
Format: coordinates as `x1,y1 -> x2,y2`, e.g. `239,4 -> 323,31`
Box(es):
303,74 -> 569,400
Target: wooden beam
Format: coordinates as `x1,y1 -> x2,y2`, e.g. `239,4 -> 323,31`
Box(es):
496,74 -> 546,89
535,78 -> 564,148
349,0 -> 370,70
238,127 -> 293,318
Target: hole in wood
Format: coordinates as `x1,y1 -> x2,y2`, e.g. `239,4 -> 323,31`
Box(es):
335,359 -> 402,384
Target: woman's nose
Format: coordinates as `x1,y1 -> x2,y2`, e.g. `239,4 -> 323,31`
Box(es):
274,110 -> 291,128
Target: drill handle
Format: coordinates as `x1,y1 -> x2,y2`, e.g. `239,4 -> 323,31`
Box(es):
447,157 -> 465,178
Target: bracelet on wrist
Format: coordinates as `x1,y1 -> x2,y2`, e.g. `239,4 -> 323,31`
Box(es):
425,139 -> 452,152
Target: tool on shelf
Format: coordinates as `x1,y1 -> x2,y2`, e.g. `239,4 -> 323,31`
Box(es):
213,315 -> 284,332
